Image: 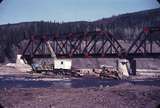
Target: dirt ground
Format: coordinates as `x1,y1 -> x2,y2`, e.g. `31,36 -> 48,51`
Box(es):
0,84 -> 160,108
0,65 -> 160,108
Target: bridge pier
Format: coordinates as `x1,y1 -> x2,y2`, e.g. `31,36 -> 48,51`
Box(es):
117,59 -> 136,76
128,59 -> 136,75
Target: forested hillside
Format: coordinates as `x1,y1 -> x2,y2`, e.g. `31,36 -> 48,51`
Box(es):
0,8 -> 160,63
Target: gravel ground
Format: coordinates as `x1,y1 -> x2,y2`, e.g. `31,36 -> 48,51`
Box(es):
0,84 -> 160,108
0,65 -> 160,108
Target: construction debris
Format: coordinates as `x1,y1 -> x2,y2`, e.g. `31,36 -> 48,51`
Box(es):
99,66 -> 122,79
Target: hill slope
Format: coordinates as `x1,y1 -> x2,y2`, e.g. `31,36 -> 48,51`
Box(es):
0,8 -> 160,63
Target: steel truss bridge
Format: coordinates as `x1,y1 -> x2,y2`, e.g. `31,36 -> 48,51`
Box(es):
22,27 -> 160,61
21,27 -> 160,73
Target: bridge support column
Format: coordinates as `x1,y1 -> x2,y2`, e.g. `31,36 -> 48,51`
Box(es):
129,59 -> 136,75
117,59 -> 136,76
117,59 -> 130,77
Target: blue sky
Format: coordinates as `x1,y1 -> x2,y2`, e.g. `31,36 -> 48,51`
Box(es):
0,0 -> 159,24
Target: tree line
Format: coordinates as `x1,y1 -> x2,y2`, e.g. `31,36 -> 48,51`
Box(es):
0,8 -> 159,62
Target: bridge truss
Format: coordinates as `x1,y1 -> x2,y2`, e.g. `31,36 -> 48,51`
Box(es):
21,27 -> 160,66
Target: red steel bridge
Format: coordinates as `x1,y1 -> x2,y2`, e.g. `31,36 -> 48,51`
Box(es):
21,27 -> 160,66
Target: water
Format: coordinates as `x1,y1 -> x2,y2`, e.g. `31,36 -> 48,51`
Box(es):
0,75 -> 160,89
